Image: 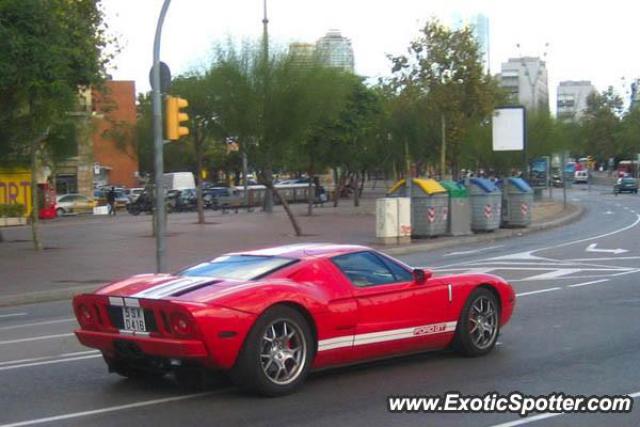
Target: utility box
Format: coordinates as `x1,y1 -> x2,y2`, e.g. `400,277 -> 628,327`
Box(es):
376,197 -> 411,245
440,180 -> 472,236
500,177 -> 533,227
467,178 -> 502,232
388,178 -> 449,238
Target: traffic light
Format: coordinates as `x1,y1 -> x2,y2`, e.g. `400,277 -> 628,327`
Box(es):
165,96 -> 189,140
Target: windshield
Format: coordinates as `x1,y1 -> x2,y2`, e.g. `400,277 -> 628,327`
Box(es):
178,255 -> 296,280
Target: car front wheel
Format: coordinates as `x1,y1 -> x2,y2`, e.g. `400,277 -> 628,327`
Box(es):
231,305 -> 313,396
452,288 -> 500,357
56,208 -> 65,217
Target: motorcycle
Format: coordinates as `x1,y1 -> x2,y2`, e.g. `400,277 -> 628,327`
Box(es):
126,190 -> 154,215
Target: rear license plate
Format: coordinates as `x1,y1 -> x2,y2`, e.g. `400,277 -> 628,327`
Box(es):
122,306 -> 147,332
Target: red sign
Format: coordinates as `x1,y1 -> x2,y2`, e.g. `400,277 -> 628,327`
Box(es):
427,207 -> 436,223
520,202 -> 529,216
484,204 -> 492,219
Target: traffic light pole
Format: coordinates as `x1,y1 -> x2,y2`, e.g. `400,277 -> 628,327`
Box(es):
152,0 -> 171,273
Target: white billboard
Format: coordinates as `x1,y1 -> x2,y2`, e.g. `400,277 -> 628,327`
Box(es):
492,107 -> 525,151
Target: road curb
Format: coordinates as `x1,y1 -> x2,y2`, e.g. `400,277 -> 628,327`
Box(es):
383,203 -> 585,256
0,203 -> 585,308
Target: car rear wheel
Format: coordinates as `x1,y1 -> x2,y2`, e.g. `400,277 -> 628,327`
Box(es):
56,208 -> 65,217
452,288 -> 500,357
230,305 -> 313,396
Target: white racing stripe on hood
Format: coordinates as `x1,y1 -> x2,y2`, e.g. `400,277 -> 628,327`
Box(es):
131,277 -> 214,299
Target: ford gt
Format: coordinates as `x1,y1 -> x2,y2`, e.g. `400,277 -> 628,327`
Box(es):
72,243 -> 515,396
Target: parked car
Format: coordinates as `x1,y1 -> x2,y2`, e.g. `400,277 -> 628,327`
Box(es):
167,189 -> 197,212
614,177 -> 638,194
72,243 -> 515,396
203,187 -> 243,210
55,194 -> 96,216
574,170 -> 589,184
94,188 -> 130,209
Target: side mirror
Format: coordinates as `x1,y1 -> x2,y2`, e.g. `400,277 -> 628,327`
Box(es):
413,268 -> 432,283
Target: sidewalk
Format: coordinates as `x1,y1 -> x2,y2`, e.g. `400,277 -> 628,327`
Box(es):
0,196 -> 583,307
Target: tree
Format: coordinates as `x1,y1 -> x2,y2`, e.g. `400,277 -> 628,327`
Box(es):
170,74 -> 225,224
205,43 -> 352,235
581,87 -> 623,160
0,0 -> 111,249
320,77 -> 384,207
614,104 -> 640,160
388,19 -> 503,176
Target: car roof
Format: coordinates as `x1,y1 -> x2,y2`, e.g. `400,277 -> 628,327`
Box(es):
227,243 -> 371,259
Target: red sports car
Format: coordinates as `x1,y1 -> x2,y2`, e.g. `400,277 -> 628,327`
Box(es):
73,243 -> 515,395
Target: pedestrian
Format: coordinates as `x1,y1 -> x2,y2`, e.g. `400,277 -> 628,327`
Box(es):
107,186 -> 117,216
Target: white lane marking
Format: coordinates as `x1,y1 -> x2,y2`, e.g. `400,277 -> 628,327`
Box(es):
444,245 -> 505,257
568,279 -> 609,288
604,210 -> 614,215
0,333 -> 74,345
0,313 -> 27,319
488,391 -> 640,427
0,392 -> 216,427
484,214 -> 640,262
585,243 -> 628,255
521,269 -> 582,281
511,274 -> 632,283
566,256 -> 640,261
534,213 -> 640,252
516,288 -> 561,297
0,318 -> 75,331
0,350 -> 99,367
0,355 -> 101,371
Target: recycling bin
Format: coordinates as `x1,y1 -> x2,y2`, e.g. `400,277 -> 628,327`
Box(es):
388,178 -> 449,237
500,177 -> 533,227
440,180 -> 471,236
466,178 -> 502,232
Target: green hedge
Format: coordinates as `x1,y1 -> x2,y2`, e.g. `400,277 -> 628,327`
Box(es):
0,204 -> 26,217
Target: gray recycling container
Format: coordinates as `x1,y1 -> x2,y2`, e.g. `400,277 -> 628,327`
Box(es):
440,180 -> 472,236
500,177 -> 533,227
467,178 -> 502,232
388,178 -> 449,237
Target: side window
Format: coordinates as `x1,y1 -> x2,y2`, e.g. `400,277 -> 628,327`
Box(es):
332,251 -> 396,287
376,254 -> 414,282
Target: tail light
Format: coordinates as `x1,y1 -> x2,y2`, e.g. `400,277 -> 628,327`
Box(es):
76,303 -> 99,329
169,312 -> 195,338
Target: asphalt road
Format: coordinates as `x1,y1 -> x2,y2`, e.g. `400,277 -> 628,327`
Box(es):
1,185 -> 639,427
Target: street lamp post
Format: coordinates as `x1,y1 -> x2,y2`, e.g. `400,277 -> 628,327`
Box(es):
152,0 -> 171,273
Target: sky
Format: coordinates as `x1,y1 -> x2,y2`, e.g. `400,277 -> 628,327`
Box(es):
103,0 -> 640,111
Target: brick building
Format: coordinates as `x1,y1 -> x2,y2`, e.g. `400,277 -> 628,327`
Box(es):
55,80 -> 139,195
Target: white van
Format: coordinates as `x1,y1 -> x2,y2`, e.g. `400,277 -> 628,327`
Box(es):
574,170 -> 588,184
164,172 -> 195,190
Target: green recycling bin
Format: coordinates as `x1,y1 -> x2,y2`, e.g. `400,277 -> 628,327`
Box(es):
467,178 -> 502,232
500,177 -> 534,227
388,178 -> 449,237
440,180 -> 471,236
